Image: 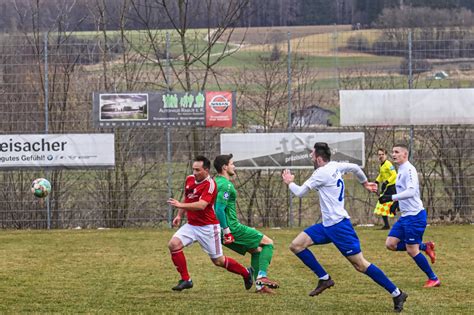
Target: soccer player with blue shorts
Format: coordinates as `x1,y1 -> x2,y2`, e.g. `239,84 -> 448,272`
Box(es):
282,142 -> 408,312
379,144 -> 440,288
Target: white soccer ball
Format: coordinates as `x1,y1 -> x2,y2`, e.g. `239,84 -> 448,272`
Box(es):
31,178 -> 52,198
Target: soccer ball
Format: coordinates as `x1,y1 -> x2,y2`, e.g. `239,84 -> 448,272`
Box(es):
31,178 -> 51,198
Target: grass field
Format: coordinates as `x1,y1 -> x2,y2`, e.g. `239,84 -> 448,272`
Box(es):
0,225 -> 472,313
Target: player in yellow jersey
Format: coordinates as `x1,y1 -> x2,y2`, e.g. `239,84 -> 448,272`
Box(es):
374,148 -> 397,230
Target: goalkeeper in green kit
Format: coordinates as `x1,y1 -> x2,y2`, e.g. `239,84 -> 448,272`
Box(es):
213,154 -> 279,293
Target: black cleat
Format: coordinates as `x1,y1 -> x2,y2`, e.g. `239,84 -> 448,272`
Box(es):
393,291 -> 408,312
172,279 -> 193,291
309,278 -> 335,296
244,267 -> 254,290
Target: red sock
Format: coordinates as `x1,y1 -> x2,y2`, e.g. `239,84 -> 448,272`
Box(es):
171,249 -> 190,281
224,256 -> 249,277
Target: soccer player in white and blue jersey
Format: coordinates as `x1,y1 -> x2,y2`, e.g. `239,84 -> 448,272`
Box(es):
282,142 -> 407,312
379,144 -> 440,288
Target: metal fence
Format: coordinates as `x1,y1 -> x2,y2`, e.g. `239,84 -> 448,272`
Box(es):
0,26 -> 472,229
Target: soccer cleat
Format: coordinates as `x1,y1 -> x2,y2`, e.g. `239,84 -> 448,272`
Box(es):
256,277 -> 280,289
172,279 -> 193,291
425,241 -> 436,264
393,291 -> 408,312
423,279 -> 441,288
243,267 -> 254,290
380,226 -> 390,230
309,278 -> 335,297
256,286 -> 275,294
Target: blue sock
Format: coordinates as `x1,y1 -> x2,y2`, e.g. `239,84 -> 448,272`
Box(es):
419,243 -> 427,251
365,264 -> 397,294
295,249 -> 328,278
413,253 -> 437,280
396,242 -> 406,251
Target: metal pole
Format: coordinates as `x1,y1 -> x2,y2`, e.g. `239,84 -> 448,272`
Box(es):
44,33 -> 51,230
408,31 -> 414,160
165,32 -> 173,227
287,31 -> 294,227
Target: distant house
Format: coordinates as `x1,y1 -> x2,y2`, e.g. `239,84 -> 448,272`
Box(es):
291,105 -> 335,128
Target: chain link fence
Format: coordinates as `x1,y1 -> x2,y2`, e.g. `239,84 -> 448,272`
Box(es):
0,27 -> 472,228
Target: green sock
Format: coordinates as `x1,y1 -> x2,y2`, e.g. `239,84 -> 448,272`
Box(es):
251,252 -> 260,281
259,244 -> 274,275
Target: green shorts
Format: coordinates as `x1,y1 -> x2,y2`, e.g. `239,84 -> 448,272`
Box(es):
224,224 -> 264,255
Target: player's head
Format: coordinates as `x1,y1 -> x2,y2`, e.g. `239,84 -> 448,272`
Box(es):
193,155 -> 211,181
311,142 -> 331,167
377,148 -> 388,163
213,154 -> 235,176
392,143 -> 409,165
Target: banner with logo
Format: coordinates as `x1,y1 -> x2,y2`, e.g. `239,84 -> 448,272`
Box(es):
220,132 -> 365,169
0,134 -> 115,169
93,91 -> 236,128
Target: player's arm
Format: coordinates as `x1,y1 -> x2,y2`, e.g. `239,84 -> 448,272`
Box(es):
167,198 -> 209,211
282,169 -> 313,197
339,163 -> 377,193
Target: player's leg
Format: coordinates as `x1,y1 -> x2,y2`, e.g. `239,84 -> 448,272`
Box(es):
289,224 -> 333,296
404,211 -> 440,287
249,235 -> 278,289
346,253 -> 408,312
196,224 -> 253,290
168,224 -> 195,291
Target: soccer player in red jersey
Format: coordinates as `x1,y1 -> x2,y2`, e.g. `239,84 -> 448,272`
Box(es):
167,155 -> 253,291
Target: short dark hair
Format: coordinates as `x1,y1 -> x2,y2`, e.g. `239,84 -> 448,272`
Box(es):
378,148 -> 387,154
214,154 -> 233,173
194,155 -> 211,170
393,143 -> 409,151
313,142 -> 331,161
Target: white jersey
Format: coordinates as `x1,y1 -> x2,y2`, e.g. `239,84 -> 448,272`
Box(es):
298,161 -> 368,227
393,161 -> 424,216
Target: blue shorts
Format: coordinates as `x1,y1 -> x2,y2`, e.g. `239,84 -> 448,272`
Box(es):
304,218 -> 361,257
388,210 -> 427,244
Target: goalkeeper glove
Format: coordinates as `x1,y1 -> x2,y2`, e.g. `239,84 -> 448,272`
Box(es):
223,227 -> 235,245
379,194 -> 393,204
389,201 -> 399,215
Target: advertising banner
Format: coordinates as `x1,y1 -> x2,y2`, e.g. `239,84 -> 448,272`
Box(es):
93,91 -> 236,128
220,132 -> 365,169
340,88 -> 474,126
0,134 -> 115,169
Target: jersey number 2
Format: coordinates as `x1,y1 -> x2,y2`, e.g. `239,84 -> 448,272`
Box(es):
337,179 -> 344,201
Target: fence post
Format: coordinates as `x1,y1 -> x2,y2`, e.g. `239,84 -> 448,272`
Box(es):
165,32 -> 173,228
287,31 -> 294,227
408,30 -> 414,159
44,32 -> 51,230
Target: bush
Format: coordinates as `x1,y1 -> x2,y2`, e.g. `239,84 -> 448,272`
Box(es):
399,58 -> 432,75
346,34 -> 370,52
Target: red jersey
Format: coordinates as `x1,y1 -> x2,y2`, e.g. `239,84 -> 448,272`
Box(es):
183,175 -> 219,226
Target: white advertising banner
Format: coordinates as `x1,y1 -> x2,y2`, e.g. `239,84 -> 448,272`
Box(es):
340,88 -> 474,126
0,134 -> 115,169
220,132 -> 365,169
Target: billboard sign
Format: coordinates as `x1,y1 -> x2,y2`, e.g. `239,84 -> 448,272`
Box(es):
220,132 -> 365,169
93,91 -> 236,128
0,134 -> 115,169
340,88 -> 474,126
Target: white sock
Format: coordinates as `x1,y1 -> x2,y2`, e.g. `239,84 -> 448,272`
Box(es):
319,274 -> 330,281
391,288 -> 401,297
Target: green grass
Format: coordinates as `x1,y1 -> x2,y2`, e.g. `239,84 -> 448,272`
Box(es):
0,226 -> 472,313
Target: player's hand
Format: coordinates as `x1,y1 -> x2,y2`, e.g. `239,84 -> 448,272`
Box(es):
167,198 -> 182,208
389,201 -> 399,215
363,182 -> 378,193
379,194 -> 393,204
223,233 -> 235,245
172,215 -> 181,227
282,169 -> 295,184
222,227 -> 235,245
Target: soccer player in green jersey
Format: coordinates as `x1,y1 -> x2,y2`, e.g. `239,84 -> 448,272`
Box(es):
214,154 -> 279,293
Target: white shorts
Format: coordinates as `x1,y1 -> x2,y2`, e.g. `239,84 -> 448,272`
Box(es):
173,223 -> 223,259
